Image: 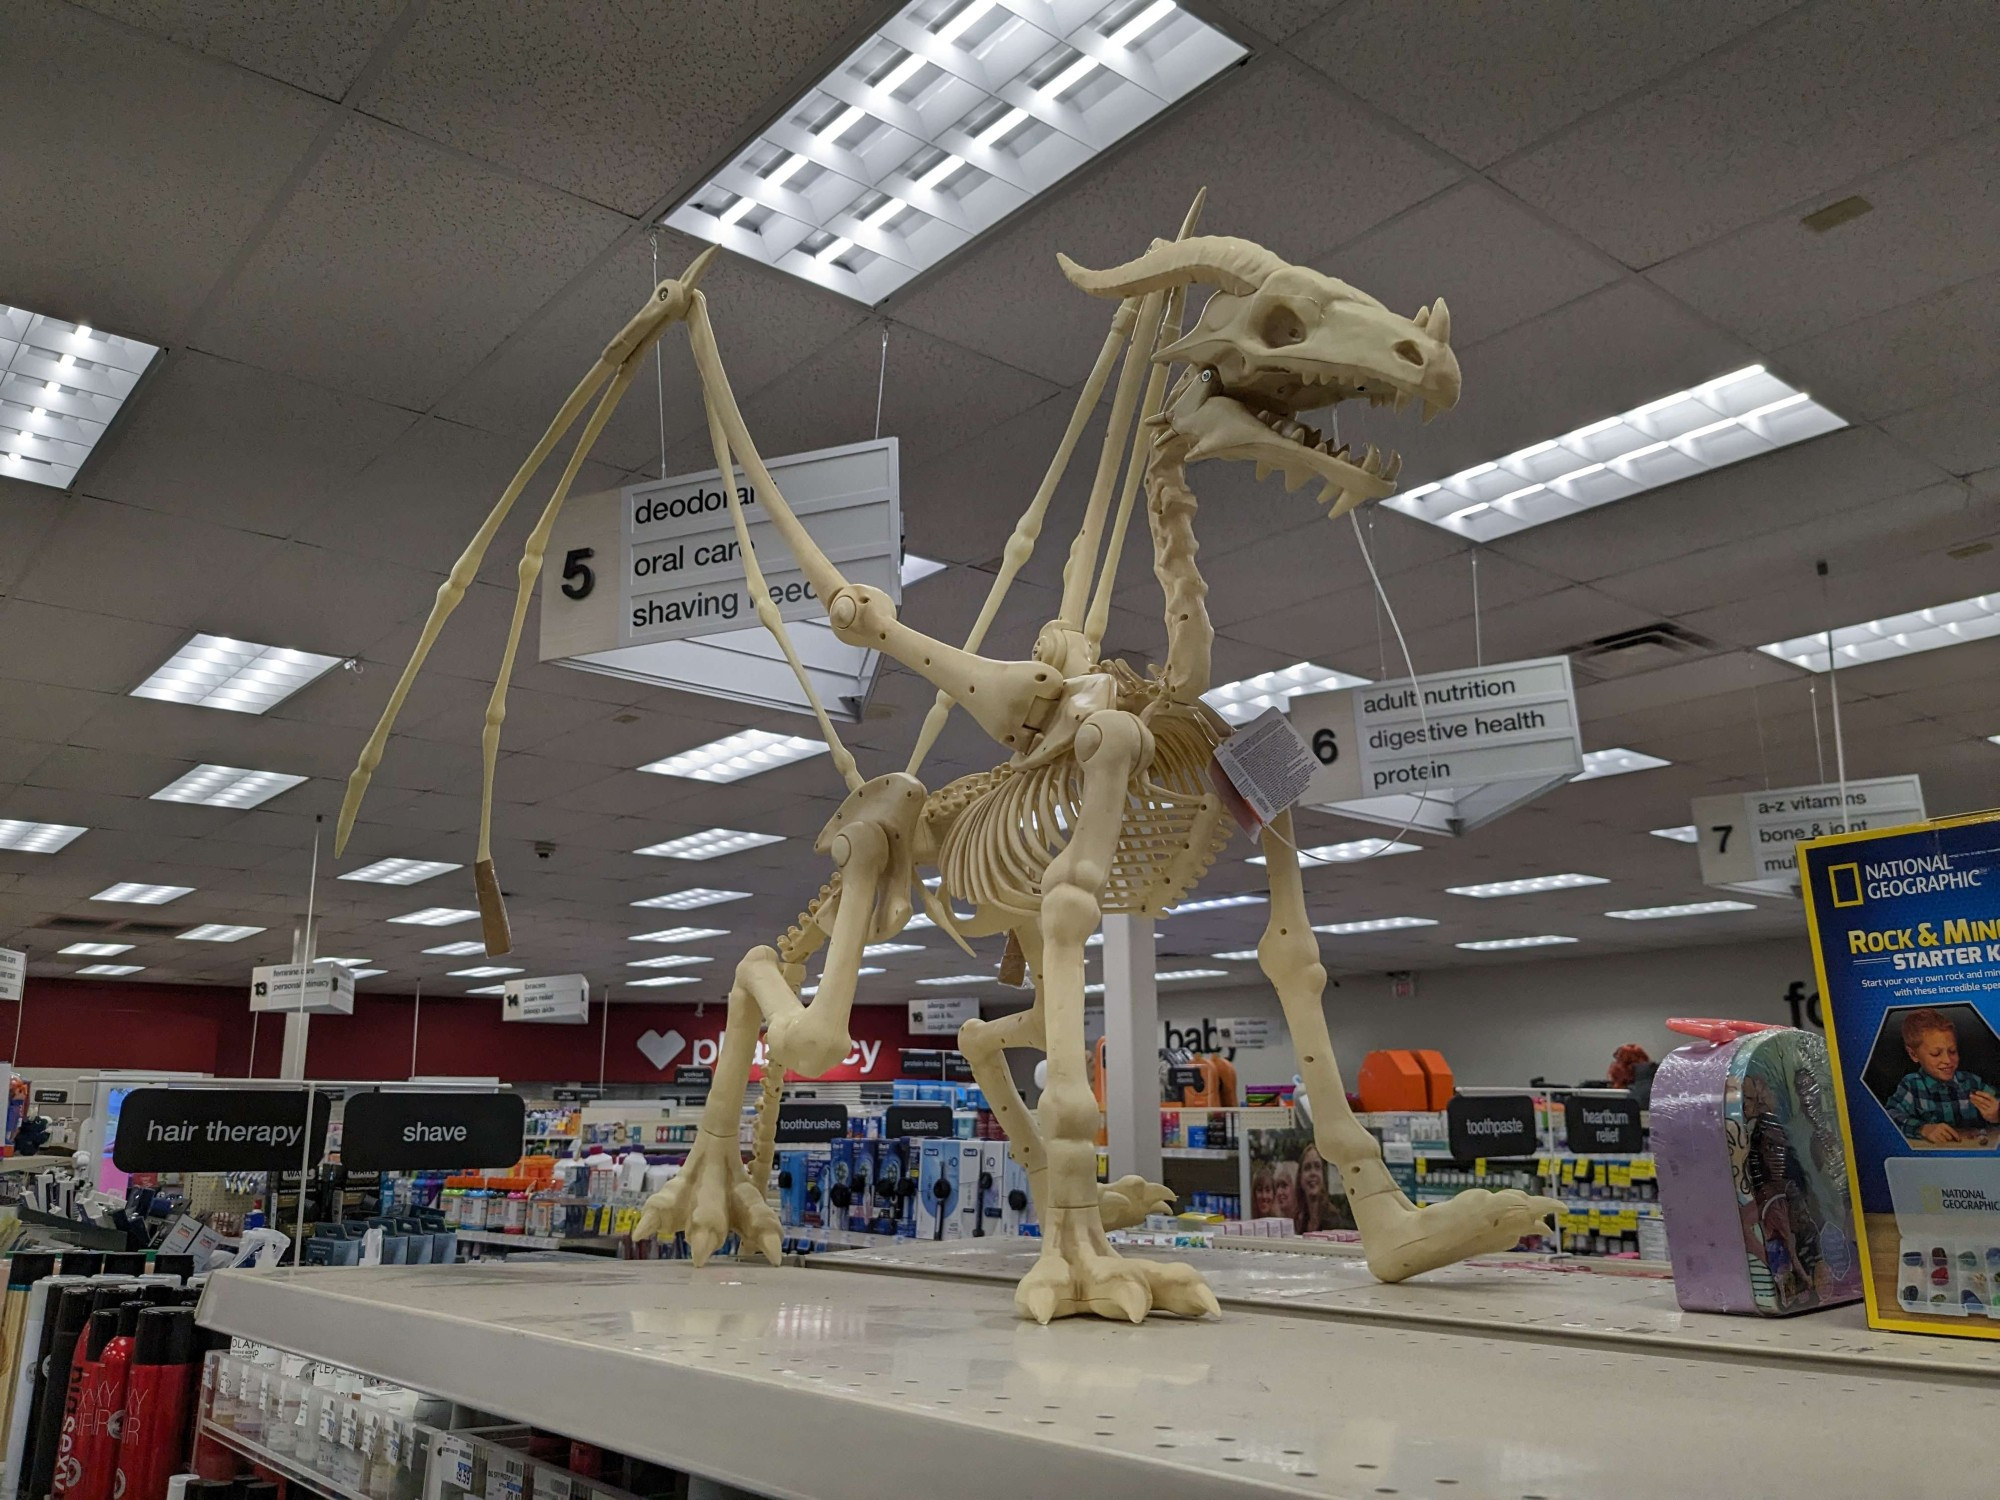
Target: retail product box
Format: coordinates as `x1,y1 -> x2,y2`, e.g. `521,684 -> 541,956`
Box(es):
871,1140 -> 906,1235
1001,1155 -> 1035,1236
1802,808 -> 2000,1338
976,1142 -> 1005,1237
848,1140 -> 877,1232
914,1138 -> 959,1240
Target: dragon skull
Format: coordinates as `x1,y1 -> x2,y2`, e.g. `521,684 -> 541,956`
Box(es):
1060,236 -> 1461,514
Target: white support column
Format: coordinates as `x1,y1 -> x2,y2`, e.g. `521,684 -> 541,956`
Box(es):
1099,912 -> 1160,1186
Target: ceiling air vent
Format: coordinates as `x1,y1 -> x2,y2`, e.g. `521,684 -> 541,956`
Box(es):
1567,622 -> 1719,680
36,916 -> 120,934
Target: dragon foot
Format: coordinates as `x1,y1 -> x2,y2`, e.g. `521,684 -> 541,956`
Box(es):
1014,1201 -> 1219,1324
634,1131 -> 783,1267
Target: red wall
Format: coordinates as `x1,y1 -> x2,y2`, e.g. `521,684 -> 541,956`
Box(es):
3,979 -> 924,1086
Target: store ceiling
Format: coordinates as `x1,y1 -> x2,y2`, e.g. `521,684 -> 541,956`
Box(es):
1,0 -> 1996,1003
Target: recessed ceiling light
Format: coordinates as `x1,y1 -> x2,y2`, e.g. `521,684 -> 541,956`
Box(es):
862,942 -> 924,957
1760,591 -> 2000,672
463,984 -> 508,996
632,926 -> 728,944
130,633 -> 343,715
1313,916 -> 1440,934
388,907 -> 480,927
1247,840 -> 1419,867
1084,981 -> 1105,995
1164,893 -> 1268,914
916,974 -> 994,986
75,963 -> 145,976
1572,748 -> 1671,781
1210,949 -> 1261,961
60,943 -> 133,956
635,829 -> 784,859
1388,367 -> 1844,540
1448,873 -> 1609,898
0,308 -> 160,488
423,941 -> 487,956
1605,900 -> 1758,920
91,883 -> 192,905
1650,825 -> 1699,843
901,554 -> 948,586
449,966 -> 523,978
150,764 -> 307,809
628,975 -> 703,988
662,1 -> 1246,303
320,957 -> 372,967
1158,968 -> 1229,981
0,820 -> 87,854
800,967 -> 887,997
177,924 -> 266,942
339,858 -> 463,886
1455,935 -> 1578,951
631,888 -> 751,910
627,954 -> 713,969
1203,662 -> 1370,725
348,969 -> 387,979
640,729 -> 828,783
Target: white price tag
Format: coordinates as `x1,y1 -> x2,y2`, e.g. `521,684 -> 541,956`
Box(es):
437,1435 -> 475,1491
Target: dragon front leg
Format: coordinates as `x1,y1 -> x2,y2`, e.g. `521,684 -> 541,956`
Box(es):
1255,810 -> 1561,1280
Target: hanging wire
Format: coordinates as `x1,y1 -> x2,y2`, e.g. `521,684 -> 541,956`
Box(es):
873,323 -> 890,441
1749,673 -> 1774,789
651,231 -> 669,478
1469,548 -> 1483,667
1819,562 -> 1850,818
1809,679 -> 1827,785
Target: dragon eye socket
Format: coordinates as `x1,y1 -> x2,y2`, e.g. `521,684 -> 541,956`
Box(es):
1260,303 -> 1306,348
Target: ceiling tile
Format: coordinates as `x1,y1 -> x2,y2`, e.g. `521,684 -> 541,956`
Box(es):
1495,0 -> 2000,267
1882,379 -> 2000,478
0,602 -> 188,694
1298,0 -> 1800,169
1647,124 -> 2000,348
357,0 -> 888,215
197,116 -> 632,410
72,0 -> 405,98
0,3 -> 333,341
80,350 -> 418,537
1776,271 -> 2000,421
890,55 -> 1458,385
0,482 -> 68,596
12,497 -> 287,631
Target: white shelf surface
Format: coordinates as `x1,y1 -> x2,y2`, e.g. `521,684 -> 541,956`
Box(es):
199,1259 -> 1996,1500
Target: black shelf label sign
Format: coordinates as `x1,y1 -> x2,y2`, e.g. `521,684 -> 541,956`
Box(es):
113,1088 -> 333,1173
1166,1065 -> 1205,1098
1563,1094 -> 1644,1154
32,1089 -> 67,1104
942,1052 -> 975,1083
899,1049 -> 945,1080
1445,1093 -> 1539,1162
341,1092 -> 526,1171
886,1104 -> 954,1138
672,1066 -> 714,1089
775,1103 -> 849,1143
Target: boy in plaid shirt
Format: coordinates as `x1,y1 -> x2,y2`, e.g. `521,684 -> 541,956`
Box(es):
1887,1008 -> 2000,1144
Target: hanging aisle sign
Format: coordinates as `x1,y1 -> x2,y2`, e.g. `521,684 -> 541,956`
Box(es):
113,1088 -> 332,1172
502,974 -> 590,1024
249,961 -> 355,1016
340,1091 -> 526,1171
539,438 -> 902,720
1288,657 -> 1583,836
908,996 -> 979,1036
0,947 -> 23,1003
1691,775 -> 1925,897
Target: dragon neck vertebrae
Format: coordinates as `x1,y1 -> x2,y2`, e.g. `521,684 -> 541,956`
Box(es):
341,191 -> 1560,1322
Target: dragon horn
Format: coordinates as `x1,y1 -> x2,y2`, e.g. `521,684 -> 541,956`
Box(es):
1057,234 -> 1287,298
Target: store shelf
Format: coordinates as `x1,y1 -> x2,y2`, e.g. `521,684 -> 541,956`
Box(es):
199,1420 -> 372,1500
200,1259 -> 1995,1500
455,1229 -> 624,1253
1161,1147 -> 1237,1160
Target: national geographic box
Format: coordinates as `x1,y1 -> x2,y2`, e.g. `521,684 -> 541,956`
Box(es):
1802,808 -> 2000,1338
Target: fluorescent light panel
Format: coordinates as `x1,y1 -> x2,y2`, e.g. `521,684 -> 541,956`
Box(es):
1456,935 -> 1578,951
1387,367 -> 1844,540
75,964 -> 144,976
863,942 -> 924,956
1651,825 -> 1699,844
628,975 -> 701,988
424,942 -> 487,956
0,820 -> 86,853
348,969 -> 386,979
0,307 -> 160,488
634,829 -> 784,860
150,764 -> 307,809
1605,900 -> 1758,920
449,966 -> 523,978
1248,839 -> 1419,867
800,967 -> 888,997
662,1 -> 1246,302
177,924 -> 265,942
1202,661 -> 1370,726
91,883 -> 192,904
627,954 -> 713,969
131,633 -> 342,715
917,974 -> 993,986
388,907 -> 480,927
1211,949 -> 1260,960
1448,873 -> 1608,898
639,729 -> 828,783
464,984 -> 507,996
320,958 -> 371,967
631,888 -> 750,910
1313,916 -> 1439,935
1572,748 -> 1671,781
340,858 -> 462,886
60,943 -> 132,956
901,553 -> 947,586
1760,591 -> 2000,673
1158,968 -> 1228,981
632,926 -> 728,944
1165,893 -> 1267,914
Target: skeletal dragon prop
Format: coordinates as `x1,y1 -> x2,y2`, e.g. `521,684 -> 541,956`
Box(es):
338,194 -> 1561,1323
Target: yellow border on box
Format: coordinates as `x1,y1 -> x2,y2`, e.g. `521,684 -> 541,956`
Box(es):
1798,806 -> 2000,1339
